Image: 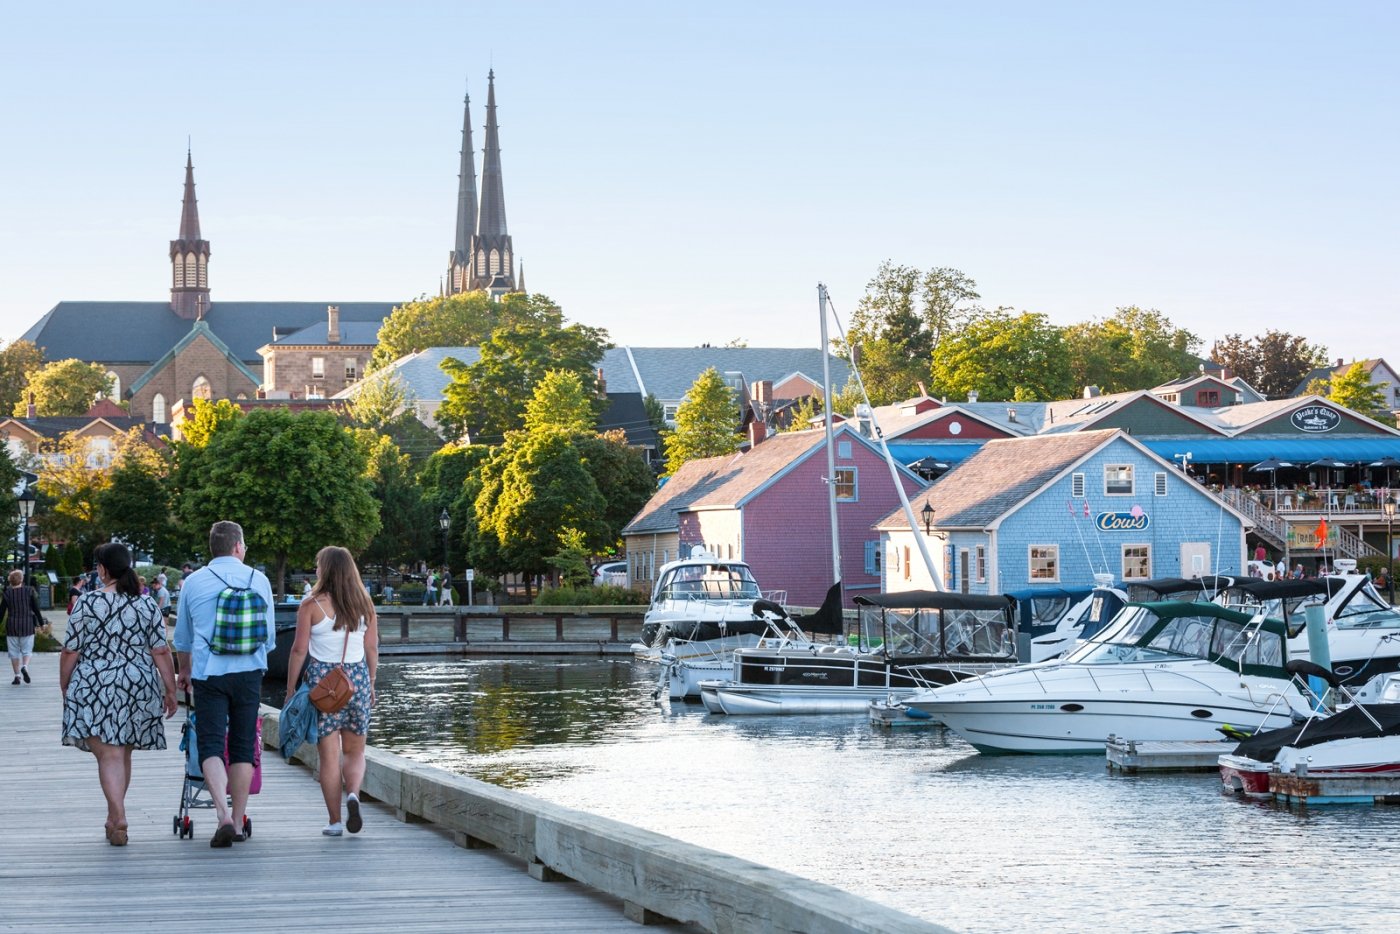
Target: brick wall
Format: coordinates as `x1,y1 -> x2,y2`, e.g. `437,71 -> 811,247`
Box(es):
263,345 -> 372,397
128,333 -> 259,421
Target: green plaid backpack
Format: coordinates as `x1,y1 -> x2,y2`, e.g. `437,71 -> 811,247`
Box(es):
207,569 -> 269,655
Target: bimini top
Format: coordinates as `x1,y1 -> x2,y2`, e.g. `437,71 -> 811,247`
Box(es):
1003,587 -> 1094,603
1100,601 -> 1292,678
1225,578 -> 1345,601
854,591 -> 1015,612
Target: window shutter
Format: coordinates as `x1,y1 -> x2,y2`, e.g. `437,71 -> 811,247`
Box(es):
864,540 -> 879,575
1154,472 -> 1168,496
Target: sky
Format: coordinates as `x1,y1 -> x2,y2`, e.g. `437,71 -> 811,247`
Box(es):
2,1 -> 1396,367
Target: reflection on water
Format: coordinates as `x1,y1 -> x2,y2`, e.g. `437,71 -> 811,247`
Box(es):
345,657 -> 1400,933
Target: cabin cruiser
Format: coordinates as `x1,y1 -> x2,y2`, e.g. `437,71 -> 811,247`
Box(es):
698,591 -> 1018,715
902,601 -> 1312,754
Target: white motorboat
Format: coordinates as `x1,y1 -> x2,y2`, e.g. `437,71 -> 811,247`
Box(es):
698,591 -> 1018,715
902,601 -> 1313,754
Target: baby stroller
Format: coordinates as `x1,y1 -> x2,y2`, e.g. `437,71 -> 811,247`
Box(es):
173,693 -> 262,840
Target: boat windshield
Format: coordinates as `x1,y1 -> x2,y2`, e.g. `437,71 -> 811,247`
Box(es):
654,563 -> 761,602
1065,608 -> 1283,668
875,605 -> 1015,658
1028,595 -> 1071,625
1332,585 -> 1400,630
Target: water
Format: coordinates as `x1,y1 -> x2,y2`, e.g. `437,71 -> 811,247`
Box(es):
355,657 -> 1400,933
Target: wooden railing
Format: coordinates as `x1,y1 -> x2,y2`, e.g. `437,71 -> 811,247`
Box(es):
1220,488 -> 1288,551
372,605 -> 646,652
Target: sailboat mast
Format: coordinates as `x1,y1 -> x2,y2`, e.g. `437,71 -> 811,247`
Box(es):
818,283 -> 842,586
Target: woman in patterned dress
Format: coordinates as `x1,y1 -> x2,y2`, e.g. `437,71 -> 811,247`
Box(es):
284,545 -> 378,836
60,542 -> 177,846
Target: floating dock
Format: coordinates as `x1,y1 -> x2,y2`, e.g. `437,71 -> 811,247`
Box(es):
1270,771 -> 1400,805
1105,736 -> 1236,773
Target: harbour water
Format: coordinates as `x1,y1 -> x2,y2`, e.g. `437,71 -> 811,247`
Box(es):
357,656 -> 1400,933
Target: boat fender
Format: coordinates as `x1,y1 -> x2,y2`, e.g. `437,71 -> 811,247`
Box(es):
902,706 -> 933,720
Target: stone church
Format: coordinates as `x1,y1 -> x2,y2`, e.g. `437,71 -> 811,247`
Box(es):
20,73 -> 522,423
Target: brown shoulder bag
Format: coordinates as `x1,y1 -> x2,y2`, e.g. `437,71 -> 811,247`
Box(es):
309,623 -> 353,714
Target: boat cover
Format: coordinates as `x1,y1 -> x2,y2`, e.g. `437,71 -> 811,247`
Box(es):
854,591 -> 1014,612
1226,578 -> 1344,601
786,582 -> 845,635
1231,704 -> 1400,762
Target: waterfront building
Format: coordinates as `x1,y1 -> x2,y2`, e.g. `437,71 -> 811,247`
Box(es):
1292,357 -> 1400,421
874,429 -> 1251,595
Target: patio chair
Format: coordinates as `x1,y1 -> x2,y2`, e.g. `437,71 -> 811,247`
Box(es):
1327,492 -> 1340,510
1281,493 -> 1294,510
1344,493 -> 1357,511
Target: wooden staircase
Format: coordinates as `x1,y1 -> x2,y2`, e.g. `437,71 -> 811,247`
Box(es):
1218,488 -> 1383,561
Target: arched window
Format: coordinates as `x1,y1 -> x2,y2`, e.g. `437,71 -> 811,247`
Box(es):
476,250 -> 487,276
184,254 -> 198,286
105,371 -> 121,402
192,376 -> 212,401
489,249 -> 500,275
196,255 -> 207,287
173,255 -> 186,288
152,393 -> 167,423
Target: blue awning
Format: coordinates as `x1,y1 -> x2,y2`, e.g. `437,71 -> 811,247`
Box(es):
886,442 -> 988,466
1140,437 -> 1400,465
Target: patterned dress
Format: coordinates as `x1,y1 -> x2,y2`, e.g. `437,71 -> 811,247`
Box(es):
62,591 -> 168,752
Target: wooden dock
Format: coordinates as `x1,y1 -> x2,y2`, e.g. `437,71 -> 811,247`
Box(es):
1105,736 -> 1237,773
1,654 -> 674,933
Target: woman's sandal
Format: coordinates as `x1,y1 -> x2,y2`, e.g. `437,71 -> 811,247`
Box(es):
108,825 -> 128,846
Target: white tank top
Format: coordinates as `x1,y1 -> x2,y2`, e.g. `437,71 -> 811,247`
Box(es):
307,599 -> 367,664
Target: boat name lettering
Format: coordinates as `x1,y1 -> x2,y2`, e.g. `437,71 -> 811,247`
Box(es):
1290,405 -> 1340,433
763,666 -> 785,672
1029,703 -> 1056,710
1095,511 -> 1151,532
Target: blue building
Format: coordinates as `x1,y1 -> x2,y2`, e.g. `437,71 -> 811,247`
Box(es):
874,429 -> 1251,594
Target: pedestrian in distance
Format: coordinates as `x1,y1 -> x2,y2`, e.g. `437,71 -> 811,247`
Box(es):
173,521 -> 276,848
4,569 -> 47,684
59,543 -> 177,846
284,545 -> 379,836
423,570 -> 437,606
438,567 -> 453,606
150,573 -> 171,613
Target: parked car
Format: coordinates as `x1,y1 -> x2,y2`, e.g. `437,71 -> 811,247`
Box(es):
593,561 -> 627,587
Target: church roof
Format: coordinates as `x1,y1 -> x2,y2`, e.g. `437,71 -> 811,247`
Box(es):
128,320 -> 261,395
22,301 -> 399,366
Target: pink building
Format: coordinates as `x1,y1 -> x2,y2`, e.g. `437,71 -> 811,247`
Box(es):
621,424 -> 924,608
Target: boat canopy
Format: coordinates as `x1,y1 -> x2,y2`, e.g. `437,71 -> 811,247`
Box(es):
854,591 -> 1015,612
1225,578 -> 1343,601
1004,587 -> 1094,630
1072,601 -> 1292,678
1231,703 -> 1400,763
1125,577 -> 1230,603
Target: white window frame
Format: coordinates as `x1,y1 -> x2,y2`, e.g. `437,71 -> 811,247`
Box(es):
1071,472 -> 1085,498
1104,464 -> 1134,496
1029,545 -> 1060,582
1154,471 -> 1168,496
311,357 -> 326,380
834,466 -> 857,502
975,544 -> 987,582
1122,544 -> 1152,581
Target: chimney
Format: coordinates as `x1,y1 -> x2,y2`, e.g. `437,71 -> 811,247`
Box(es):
26,392 -> 35,419
327,305 -> 341,344
1007,407 -> 1017,423
1337,357 -> 1344,368
916,380 -> 928,398
1084,385 -> 1101,398
967,390 -> 979,403
753,380 -> 772,407
747,420 -> 767,447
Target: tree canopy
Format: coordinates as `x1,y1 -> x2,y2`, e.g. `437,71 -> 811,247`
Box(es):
0,340 -> 44,416
179,399 -> 244,448
16,359 -> 113,416
929,310 -> 1072,402
355,430 -> 434,581
1064,306 -> 1200,394
370,290 -> 566,371
1326,363 -> 1390,422
523,370 -> 596,435
1209,331 -> 1328,400
95,429 -> 175,561
36,434 -> 110,552
661,367 -> 742,476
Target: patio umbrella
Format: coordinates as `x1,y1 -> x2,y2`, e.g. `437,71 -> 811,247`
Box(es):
1248,458 -> 1296,495
908,456 -> 951,478
1369,456 -> 1400,491
1308,457 -> 1351,469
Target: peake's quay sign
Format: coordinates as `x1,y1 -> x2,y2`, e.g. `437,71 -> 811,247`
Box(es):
1096,511 -> 1150,532
1291,405 -> 1341,432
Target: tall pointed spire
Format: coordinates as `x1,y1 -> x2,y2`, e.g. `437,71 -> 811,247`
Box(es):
453,86 -> 477,264
477,70 -> 508,238
170,149 -> 212,319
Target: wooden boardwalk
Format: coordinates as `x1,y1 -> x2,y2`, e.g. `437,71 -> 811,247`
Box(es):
1,653 -> 677,933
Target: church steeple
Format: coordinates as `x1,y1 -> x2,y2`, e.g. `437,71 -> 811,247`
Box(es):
446,86 -> 478,295
466,70 -> 515,297
169,150 -> 212,319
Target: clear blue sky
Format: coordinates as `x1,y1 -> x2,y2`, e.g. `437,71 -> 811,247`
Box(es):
2,1 -> 1395,367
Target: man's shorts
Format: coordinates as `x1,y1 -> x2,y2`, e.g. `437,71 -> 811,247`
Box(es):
192,669 -> 263,766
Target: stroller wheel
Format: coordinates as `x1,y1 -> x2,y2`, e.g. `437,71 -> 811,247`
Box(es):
183,816 -> 193,839
242,816 -> 252,838
172,815 -> 180,835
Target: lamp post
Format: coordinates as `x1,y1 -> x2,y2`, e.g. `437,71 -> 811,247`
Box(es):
1384,498 -> 1396,604
17,483 -> 35,587
438,506 -> 451,574
921,501 -> 934,537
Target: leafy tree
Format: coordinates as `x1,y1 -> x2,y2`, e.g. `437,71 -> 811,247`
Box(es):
355,431 -> 434,583
575,430 -> 657,548
370,290 -> 565,371
929,310 -> 1072,402
179,398 -> 244,448
0,443 -> 22,558
834,262 -> 982,405
35,434 -> 111,551
779,395 -> 823,432
1064,306 -> 1200,393
0,340 -> 44,415
1327,362 -> 1391,422
177,409 -> 379,594
345,371 -> 416,431
642,394 -> 667,436
1209,331 -> 1329,400
524,370 -> 596,435
421,444 -> 493,571
661,367 -> 743,477
437,322 -> 610,443
95,429 -> 175,561
16,359 -> 113,416
546,528 -> 594,588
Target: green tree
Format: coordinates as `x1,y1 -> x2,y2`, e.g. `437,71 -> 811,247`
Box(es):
345,371 -> 416,431
835,262 -> 982,405
370,290 -> 565,371
661,367 -> 743,477
94,429 -> 175,561
1327,362 -> 1390,422
16,359 -> 113,416
524,370 -> 596,435
546,527 -> 594,588
0,443 -> 22,557
576,430 -> 657,548
642,394 -> 667,436
929,310 -> 1072,402
35,435 -> 111,551
421,444 -> 493,571
0,340 -> 44,415
437,322 -> 610,443
355,431 -> 434,584
1209,331 -> 1329,400
1064,306 -> 1200,394
179,398 -> 244,448
779,395 -> 823,432
177,409 -> 380,594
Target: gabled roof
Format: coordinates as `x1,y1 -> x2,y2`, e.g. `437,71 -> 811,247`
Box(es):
0,414 -> 170,441
266,321 -> 381,348
332,347 -> 482,404
1211,394 -> 1400,436
1292,358 -> 1397,396
605,347 -> 852,402
128,320 -> 261,396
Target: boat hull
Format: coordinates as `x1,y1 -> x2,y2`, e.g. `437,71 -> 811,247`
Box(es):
699,681 -> 897,715
1219,754 -> 1273,797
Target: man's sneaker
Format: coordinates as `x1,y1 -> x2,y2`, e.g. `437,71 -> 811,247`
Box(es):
322,822 -> 343,837
210,822 -> 236,848
20,667 -> 29,684
10,676 -> 18,685
345,794 -> 362,834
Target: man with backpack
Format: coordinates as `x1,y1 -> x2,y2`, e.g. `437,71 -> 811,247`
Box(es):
173,521 -> 276,848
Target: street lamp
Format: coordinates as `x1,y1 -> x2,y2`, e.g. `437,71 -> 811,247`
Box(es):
920,501 -> 934,536
17,483 -> 35,587
438,507 -> 451,573
1384,498 -> 1396,604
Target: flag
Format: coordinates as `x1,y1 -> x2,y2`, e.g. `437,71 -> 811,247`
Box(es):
1068,500 -> 1075,517
1083,500 -> 1090,518
1315,518 -> 1329,543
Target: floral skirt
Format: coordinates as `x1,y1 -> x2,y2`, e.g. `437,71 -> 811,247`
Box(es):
304,658 -> 371,736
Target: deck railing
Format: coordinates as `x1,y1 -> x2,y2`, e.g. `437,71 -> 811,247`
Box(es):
373,605 -> 646,648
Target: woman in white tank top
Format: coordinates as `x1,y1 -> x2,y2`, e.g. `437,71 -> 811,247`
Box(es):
284,546 -> 379,836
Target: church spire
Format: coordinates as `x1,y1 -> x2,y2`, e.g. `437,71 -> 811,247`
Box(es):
170,149 -> 211,319
466,70 -> 515,297
446,85 -> 479,296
